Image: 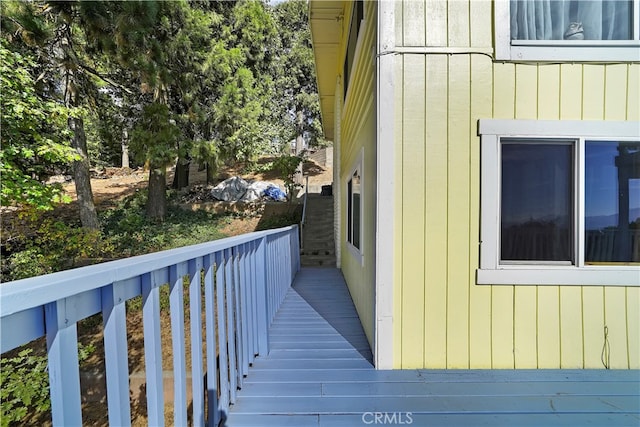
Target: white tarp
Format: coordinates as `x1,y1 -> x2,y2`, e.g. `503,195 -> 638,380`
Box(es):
211,176 -> 249,202
211,177 -> 285,202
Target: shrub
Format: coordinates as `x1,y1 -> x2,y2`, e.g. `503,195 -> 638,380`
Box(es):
5,219 -> 112,280
272,155 -> 302,201
0,343 -> 95,426
6,249 -> 52,281
0,349 -> 49,427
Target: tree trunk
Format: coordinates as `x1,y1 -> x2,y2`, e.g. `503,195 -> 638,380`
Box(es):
122,129 -> 130,168
69,116 -> 100,230
172,158 -> 190,189
206,162 -> 217,185
294,109 -> 304,187
147,166 -> 167,221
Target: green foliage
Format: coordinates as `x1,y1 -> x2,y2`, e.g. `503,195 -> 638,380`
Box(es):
214,67 -> 264,165
130,103 -> 182,168
271,0 -> 325,148
0,349 -> 49,427
100,191 -> 227,256
5,219 -> 109,281
5,249 -> 52,281
273,155 -> 302,200
256,208 -> 302,231
0,41 -> 77,210
0,343 -> 96,427
1,0 -> 326,210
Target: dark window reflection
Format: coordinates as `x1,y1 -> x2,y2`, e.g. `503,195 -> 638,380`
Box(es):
501,141 -> 573,262
585,141 -> 640,264
347,178 -> 353,243
352,170 -> 361,250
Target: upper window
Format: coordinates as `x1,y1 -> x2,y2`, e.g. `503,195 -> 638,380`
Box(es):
495,0 -> 640,61
478,119 -> 640,286
343,0 -> 364,101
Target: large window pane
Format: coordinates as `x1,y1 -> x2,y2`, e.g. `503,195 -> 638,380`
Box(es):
501,141 -> 573,262
510,0 -> 632,41
585,141 -> 640,264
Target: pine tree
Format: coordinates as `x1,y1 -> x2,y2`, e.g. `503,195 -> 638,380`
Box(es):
2,0 -> 101,228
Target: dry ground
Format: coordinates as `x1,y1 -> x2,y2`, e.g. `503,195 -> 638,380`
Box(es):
10,155 -> 333,426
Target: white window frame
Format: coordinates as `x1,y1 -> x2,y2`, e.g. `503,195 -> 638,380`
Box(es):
494,0 -> 640,62
478,119 -> 640,286
346,149 -> 364,265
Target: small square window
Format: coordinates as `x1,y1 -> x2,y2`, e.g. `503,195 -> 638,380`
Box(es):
348,169 -> 361,249
346,150 -> 364,263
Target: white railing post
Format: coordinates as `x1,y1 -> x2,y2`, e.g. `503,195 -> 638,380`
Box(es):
204,253 -> 219,427
248,241 -> 258,360
142,269 -> 166,427
169,262 -> 189,426
102,281 -> 132,426
256,237 -> 269,355
45,300 -> 82,426
215,251 -> 230,415
224,248 -> 238,404
189,257 -> 205,427
238,244 -> 250,379
232,247 -> 244,390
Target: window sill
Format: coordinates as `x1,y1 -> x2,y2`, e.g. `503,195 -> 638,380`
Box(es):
346,242 -> 364,266
477,266 -> 640,286
496,43 -> 640,62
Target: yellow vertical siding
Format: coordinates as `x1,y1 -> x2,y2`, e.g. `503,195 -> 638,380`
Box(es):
468,56 -> 493,369
628,65 -> 640,121
400,54 -> 426,367
423,55 -> 449,368
446,55 -> 471,369
391,0 -> 639,369
627,288 -> 640,368
402,0 -> 425,46
424,0 -> 447,46
537,287 -> 560,368
560,287 -> 584,368
338,1 -> 377,349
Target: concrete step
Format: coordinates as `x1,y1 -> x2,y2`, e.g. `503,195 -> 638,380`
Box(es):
300,248 -> 336,257
300,258 -> 336,267
303,240 -> 335,246
303,237 -> 334,243
303,229 -> 334,235
301,237 -> 334,243
300,193 -> 335,266
303,224 -> 333,229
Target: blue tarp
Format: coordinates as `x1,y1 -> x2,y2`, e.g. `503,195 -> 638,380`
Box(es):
264,185 -> 286,201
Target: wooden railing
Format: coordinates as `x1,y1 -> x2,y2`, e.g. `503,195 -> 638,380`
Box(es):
0,225 -> 300,426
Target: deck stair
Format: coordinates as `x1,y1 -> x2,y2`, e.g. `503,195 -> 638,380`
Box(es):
225,268 -> 640,426
300,193 -> 336,267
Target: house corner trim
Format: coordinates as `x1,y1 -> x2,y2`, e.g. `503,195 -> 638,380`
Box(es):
374,0 -> 395,370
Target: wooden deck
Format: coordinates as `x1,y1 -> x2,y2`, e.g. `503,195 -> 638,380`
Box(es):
224,268 -> 640,426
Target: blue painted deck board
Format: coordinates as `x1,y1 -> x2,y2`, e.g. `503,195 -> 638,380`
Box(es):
225,268 -> 640,427
227,413 -> 640,427
229,395 -> 640,414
